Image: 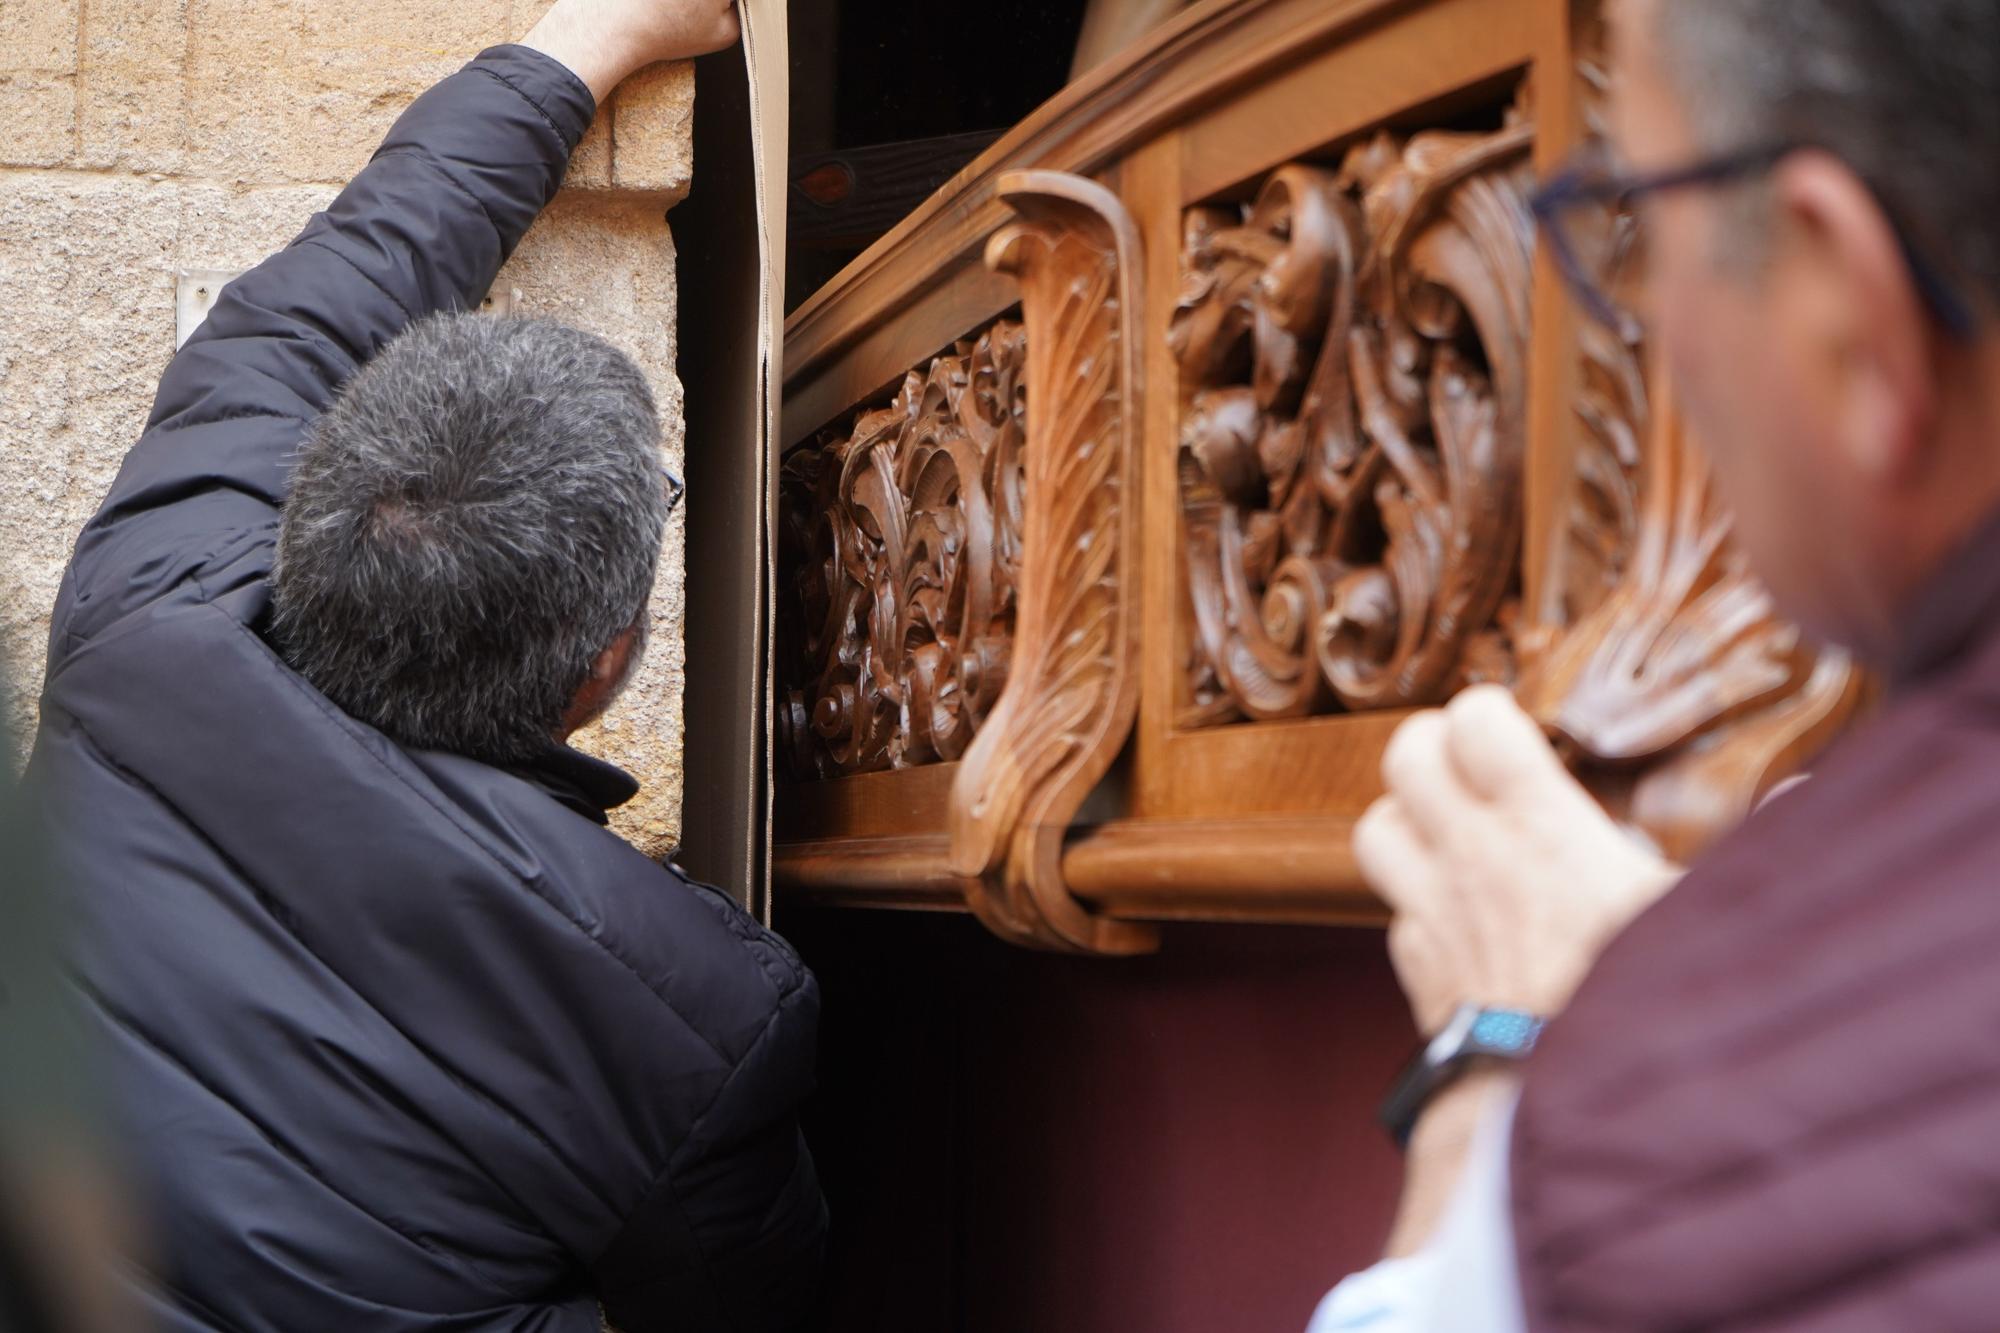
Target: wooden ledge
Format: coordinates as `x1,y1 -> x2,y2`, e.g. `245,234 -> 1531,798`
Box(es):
773,815 -> 1382,928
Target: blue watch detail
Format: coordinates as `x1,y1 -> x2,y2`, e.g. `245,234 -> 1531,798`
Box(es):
1378,1004 -> 1547,1148
1468,1008 -> 1542,1056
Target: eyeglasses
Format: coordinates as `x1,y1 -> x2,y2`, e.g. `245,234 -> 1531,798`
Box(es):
662,465 -> 686,516
1530,140 -> 1977,341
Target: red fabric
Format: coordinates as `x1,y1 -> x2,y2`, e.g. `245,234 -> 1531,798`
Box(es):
788,914 -> 1413,1333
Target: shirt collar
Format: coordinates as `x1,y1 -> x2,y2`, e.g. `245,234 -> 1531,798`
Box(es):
509,744 -> 640,825
1889,504 -> 2000,690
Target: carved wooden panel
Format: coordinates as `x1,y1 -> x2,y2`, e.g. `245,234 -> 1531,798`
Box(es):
776,167 -> 1153,953
1172,109 -> 1536,725
776,322 -> 1027,780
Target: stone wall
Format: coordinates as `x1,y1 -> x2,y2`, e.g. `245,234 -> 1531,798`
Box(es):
0,0 -> 697,855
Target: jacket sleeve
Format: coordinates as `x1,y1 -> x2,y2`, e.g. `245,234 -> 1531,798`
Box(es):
591,917 -> 829,1333
53,44 -> 595,651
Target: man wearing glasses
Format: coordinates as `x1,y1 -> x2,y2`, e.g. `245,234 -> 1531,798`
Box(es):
30,1 -> 826,1329
1317,0 -> 2000,1328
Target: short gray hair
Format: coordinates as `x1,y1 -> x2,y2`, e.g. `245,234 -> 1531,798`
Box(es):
1654,0 -> 2000,311
272,313 -> 667,765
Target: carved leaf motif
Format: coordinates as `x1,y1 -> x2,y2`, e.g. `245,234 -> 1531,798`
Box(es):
1519,377 -> 1865,859
947,169 -> 1155,956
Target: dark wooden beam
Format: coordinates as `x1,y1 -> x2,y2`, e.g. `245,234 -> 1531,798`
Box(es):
789,131 -> 1006,251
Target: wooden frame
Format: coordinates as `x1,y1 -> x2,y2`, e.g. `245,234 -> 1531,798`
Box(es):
771,0 -> 1861,950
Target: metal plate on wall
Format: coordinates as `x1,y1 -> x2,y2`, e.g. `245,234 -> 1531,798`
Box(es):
174,269 -> 241,349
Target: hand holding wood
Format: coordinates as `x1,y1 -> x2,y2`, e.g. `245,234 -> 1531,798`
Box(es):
1355,685 -> 1682,1035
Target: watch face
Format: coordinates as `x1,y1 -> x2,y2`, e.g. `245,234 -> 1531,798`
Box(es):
1469,1009 -> 1542,1056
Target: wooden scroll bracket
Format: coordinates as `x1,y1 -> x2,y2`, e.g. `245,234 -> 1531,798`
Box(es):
947,169 -> 1160,956
1515,372 -> 1868,864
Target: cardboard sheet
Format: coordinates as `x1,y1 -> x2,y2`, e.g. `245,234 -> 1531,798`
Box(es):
673,2 -> 786,920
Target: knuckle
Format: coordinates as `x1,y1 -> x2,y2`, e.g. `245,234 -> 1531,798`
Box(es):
1381,709 -> 1444,791
1447,688 -> 1553,792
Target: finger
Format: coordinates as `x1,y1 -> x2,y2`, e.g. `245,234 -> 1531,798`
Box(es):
1353,797 -> 1445,913
1443,683 -> 1574,802
1380,709 -> 1482,844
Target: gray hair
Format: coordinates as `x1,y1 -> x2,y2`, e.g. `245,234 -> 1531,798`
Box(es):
271,313 -> 667,766
1654,0 -> 2000,311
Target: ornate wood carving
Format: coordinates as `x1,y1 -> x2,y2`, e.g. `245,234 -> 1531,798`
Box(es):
946,169 -> 1156,955
1171,114 -> 1537,726
776,323 -> 1027,780
771,0 -> 1872,932
1168,75 -> 1862,857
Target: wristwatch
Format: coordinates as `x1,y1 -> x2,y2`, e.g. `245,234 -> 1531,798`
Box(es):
1378,1004 -> 1544,1148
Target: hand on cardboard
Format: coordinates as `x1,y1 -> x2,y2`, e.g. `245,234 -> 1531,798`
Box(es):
524,0 -> 739,103
1354,685 -> 1681,1035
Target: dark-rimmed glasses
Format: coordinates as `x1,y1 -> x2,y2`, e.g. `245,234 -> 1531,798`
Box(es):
1530,140 -> 1977,341
662,465 -> 686,516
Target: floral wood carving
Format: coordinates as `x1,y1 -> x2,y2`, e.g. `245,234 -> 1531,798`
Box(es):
1171,113 -> 1537,726
1170,74 -> 1860,858
776,322 -> 1027,781
946,169 -> 1157,956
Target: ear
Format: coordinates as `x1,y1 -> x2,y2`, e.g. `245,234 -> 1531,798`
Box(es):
558,624 -> 641,741
1770,151 -> 1940,484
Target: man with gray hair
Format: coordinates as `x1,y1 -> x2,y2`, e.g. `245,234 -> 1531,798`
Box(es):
29,1 -> 826,1329
1314,0 -> 2000,1328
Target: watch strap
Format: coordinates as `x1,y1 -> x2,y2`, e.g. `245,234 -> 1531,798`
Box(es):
1378,1004 -> 1544,1147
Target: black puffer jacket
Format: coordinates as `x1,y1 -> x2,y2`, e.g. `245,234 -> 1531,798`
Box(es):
31,45 -> 823,1333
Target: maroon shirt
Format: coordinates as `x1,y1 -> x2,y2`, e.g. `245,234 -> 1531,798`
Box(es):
1511,514 -> 2000,1331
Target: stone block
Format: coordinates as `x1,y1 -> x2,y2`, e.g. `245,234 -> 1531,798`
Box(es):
610,61 -> 694,201
0,172 -> 184,739
78,0 -> 191,171
180,0 -> 315,181
177,182 -> 339,272
0,0 -> 81,167
181,0 -> 513,182
0,0 -> 80,71
0,74 -> 77,168
294,0 -> 513,59
568,115 -> 613,189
